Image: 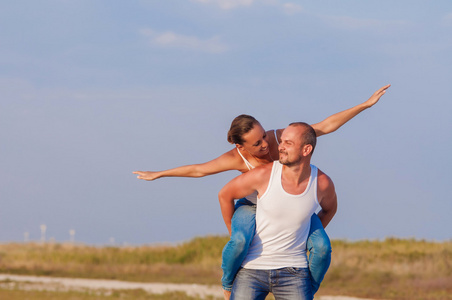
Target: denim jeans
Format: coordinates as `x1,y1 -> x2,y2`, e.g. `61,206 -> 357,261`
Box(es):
221,198 -> 256,291
306,211 -> 331,294
221,198 -> 331,294
231,267 -> 312,300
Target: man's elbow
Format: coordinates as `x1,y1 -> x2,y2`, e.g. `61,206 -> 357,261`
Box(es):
319,196 -> 338,228
329,199 -> 338,217
326,196 -> 338,220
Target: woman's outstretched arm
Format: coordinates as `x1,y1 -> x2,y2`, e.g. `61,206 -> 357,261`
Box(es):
133,149 -> 242,181
310,84 -> 391,137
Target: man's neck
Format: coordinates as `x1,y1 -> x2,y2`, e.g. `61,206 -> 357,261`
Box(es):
281,160 -> 311,187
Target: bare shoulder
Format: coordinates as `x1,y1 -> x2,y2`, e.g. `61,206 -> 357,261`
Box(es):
247,163 -> 273,195
216,148 -> 248,172
316,168 -> 337,209
238,162 -> 273,185
255,162 -> 274,173
317,168 -> 335,192
244,162 -> 273,178
222,147 -> 239,160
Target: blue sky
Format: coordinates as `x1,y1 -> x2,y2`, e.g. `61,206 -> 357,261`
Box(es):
1,0 -> 451,245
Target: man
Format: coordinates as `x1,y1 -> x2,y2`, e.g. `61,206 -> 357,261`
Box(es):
218,122 -> 337,300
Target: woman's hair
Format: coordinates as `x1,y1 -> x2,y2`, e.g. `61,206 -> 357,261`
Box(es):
227,114 -> 260,145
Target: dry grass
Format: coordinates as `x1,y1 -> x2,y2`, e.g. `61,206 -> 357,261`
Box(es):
318,238 -> 452,300
0,286 -> 203,300
1,236 -> 451,300
0,236 -> 227,284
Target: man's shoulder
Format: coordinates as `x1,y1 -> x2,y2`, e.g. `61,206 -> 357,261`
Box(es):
315,167 -> 337,209
316,167 -> 335,191
250,161 -> 274,175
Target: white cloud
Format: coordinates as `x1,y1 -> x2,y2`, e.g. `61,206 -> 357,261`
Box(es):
282,3 -> 303,15
140,29 -> 228,53
192,0 -> 255,10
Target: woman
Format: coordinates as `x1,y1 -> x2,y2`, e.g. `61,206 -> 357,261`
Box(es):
134,84 -> 390,297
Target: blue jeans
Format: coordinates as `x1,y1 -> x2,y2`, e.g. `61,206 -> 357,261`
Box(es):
231,267 -> 312,300
221,198 -> 331,294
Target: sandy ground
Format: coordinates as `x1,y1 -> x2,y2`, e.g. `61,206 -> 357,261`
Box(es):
0,273 -> 377,300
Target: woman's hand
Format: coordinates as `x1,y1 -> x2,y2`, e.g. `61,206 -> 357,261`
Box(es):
133,171 -> 161,181
363,84 -> 391,108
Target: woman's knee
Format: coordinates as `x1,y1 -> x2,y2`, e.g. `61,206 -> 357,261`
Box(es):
230,231 -> 249,252
308,232 -> 332,255
231,207 -> 256,237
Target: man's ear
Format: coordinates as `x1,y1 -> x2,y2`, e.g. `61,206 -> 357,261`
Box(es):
302,144 -> 313,157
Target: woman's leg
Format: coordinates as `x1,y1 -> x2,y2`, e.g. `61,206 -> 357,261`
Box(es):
307,213 -> 332,295
221,199 -> 256,292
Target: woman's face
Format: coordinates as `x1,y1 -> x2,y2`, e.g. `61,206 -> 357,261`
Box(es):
240,123 -> 270,158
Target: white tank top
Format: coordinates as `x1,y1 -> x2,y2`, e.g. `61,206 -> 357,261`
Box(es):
236,130 -> 279,204
242,161 -> 320,269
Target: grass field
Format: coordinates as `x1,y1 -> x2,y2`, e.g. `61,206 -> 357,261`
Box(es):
0,236 -> 451,300
0,287 -> 204,300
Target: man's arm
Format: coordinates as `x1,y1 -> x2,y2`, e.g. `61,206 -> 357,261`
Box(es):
218,165 -> 270,235
317,170 -> 338,228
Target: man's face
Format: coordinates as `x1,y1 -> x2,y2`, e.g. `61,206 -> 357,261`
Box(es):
278,125 -> 304,166
240,124 -> 270,158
